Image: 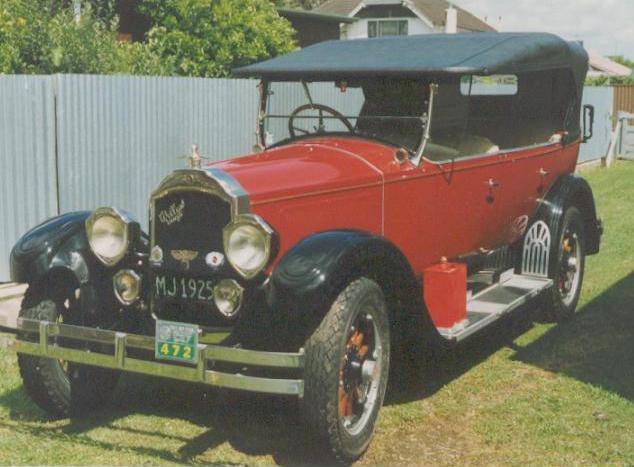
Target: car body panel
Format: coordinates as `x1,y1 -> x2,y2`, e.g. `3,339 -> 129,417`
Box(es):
207,136 -> 580,281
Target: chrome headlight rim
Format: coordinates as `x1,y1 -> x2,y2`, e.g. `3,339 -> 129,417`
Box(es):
222,214 -> 274,279
85,207 -> 131,267
113,269 -> 142,305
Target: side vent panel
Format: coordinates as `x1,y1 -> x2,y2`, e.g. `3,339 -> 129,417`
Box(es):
522,221 -> 551,277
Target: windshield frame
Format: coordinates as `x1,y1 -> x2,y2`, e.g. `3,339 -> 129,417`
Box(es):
256,79 -> 434,157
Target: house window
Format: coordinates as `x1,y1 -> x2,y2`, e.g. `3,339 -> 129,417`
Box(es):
368,20 -> 408,38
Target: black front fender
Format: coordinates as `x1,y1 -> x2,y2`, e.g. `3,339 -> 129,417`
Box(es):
10,211 -> 94,285
266,230 -> 436,337
264,230 -> 444,352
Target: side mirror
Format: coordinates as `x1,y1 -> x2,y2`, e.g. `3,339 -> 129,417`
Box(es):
583,104 -> 595,142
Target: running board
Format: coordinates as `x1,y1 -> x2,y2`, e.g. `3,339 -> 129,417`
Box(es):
438,274 -> 552,342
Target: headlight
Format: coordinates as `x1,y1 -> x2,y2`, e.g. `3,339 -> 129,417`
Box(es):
86,207 -> 130,266
113,269 -> 141,305
213,279 -> 243,317
223,214 -> 273,279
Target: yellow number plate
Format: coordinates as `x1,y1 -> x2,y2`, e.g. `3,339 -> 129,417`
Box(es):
155,320 -> 199,364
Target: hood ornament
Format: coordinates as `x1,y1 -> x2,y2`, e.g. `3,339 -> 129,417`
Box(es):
180,144 -> 209,169
189,144 -> 202,169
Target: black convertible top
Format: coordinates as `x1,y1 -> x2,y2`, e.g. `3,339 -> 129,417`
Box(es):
234,32 -> 588,90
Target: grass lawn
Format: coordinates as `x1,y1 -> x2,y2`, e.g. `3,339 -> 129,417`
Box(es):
1,162 -> 633,465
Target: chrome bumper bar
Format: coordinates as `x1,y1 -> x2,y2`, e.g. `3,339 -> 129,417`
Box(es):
2,318 -> 305,397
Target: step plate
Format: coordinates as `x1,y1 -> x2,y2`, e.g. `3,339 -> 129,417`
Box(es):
438,274 -> 552,342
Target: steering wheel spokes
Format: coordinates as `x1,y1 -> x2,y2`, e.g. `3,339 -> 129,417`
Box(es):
288,103 -> 354,139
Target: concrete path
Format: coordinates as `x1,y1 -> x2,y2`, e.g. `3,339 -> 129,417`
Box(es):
0,283 -> 26,344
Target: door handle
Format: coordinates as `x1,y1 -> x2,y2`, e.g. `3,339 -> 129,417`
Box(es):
538,168 -> 549,177
487,178 -> 501,189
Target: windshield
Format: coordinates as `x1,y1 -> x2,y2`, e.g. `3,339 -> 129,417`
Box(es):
261,79 -> 429,151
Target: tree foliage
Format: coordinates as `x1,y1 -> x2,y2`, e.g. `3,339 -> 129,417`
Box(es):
271,0 -> 329,9
140,0 -> 297,77
0,0 -> 169,75
52,0 -> 119,24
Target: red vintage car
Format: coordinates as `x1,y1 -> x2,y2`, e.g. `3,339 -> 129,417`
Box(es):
4,33 -> 602,462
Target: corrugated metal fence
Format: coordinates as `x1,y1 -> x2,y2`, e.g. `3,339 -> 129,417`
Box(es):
56,76 -> 259,224
0,75 -> 618,280
0,76 -> 58,280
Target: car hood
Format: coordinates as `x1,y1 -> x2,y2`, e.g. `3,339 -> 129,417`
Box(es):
207,138 -> 393,206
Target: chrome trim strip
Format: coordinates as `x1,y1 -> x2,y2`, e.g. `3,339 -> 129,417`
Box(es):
206,345 -> 305,368
7,318 -> 304,397
205,168 -> 250,217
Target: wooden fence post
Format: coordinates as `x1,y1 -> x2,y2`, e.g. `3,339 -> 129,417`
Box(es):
604,117 -> 622,168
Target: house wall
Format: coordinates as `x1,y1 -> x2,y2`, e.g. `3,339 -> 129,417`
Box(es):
342,17 -> 435,39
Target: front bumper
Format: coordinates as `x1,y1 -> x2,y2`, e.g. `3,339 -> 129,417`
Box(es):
1,317 -> 304,397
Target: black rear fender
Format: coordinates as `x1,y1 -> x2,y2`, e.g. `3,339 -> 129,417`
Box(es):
537,174 -> 602,255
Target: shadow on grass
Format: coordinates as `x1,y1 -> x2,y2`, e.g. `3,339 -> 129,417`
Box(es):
386,304 -> 537,406
0,370 -> 324,464
1,274 -> 630,464
512,272 -> 634,402
0,310 -> 540,465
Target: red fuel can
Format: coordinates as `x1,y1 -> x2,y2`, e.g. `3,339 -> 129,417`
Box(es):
423,260 -> 467,329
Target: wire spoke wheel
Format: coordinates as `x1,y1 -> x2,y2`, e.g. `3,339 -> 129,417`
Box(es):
302,278 -> 390,462
557,229 -> 581,306
541,206 -> 585,322
338,311 -> 383,436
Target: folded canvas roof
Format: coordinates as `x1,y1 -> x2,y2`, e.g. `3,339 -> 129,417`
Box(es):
234,32 -> 588,90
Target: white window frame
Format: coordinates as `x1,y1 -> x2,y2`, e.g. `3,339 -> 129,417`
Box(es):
367,19 -> 409,38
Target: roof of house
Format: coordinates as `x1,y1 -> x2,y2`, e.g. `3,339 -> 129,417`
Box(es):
277,7 -> 357,24
315,0 -> 495,32
587,50 -> 632,77
234,32 -> 588,88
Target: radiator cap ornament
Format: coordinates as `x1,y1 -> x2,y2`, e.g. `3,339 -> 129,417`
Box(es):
189,144 -> 202,169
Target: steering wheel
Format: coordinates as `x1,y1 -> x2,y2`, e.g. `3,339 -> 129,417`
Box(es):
288,103 -> 355,139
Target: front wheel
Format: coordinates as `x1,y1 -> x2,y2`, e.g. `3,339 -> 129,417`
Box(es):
17,285 -> 120,418
542,206 -> 586,321
302,278 -> 390,463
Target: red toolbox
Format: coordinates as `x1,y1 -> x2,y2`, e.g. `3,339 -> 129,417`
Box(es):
423,260 -> 467,329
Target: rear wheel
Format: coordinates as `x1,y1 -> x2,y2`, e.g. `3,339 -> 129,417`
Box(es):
17,284 -> 119,418
542,206 -> 586,321
302,278 -> 390,463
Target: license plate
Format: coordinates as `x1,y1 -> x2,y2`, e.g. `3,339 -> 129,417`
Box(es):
155,320 -> 199,364
154,274 -> 214,301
